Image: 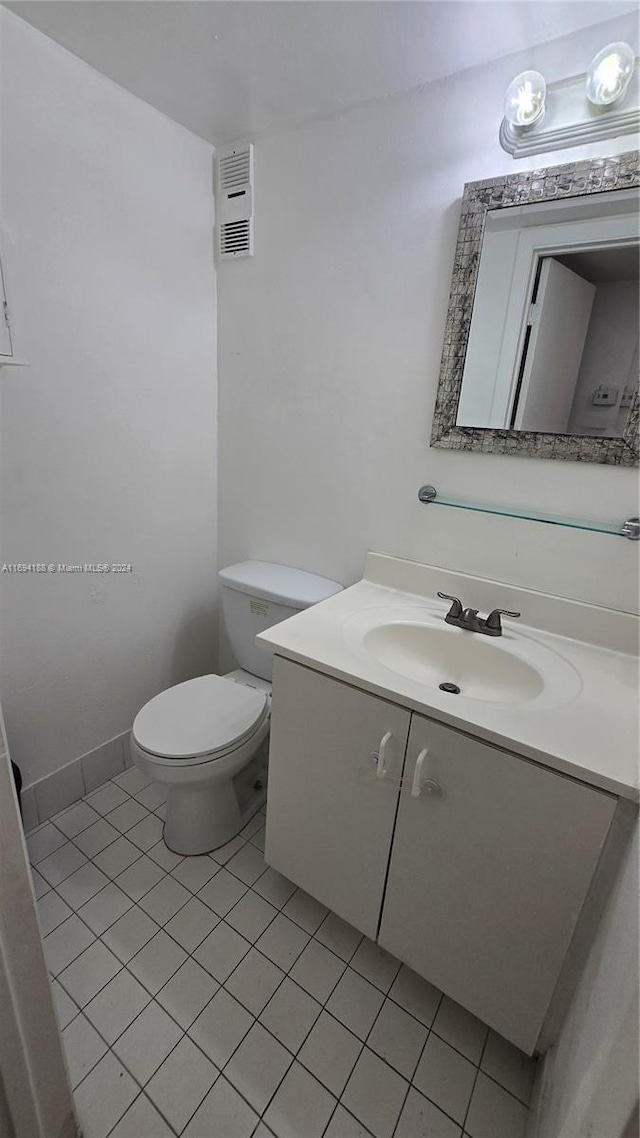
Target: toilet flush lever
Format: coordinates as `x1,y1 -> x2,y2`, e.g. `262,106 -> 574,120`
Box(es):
370,731 -> 392,779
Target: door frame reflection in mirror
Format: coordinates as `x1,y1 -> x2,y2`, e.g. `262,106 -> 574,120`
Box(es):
430,150 -> 639,466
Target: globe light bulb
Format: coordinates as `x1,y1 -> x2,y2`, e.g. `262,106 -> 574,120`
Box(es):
586,42 -> 635,106
504,71 -> 546,128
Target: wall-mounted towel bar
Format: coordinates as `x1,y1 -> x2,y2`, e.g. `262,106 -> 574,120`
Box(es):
418,486 -> 640,540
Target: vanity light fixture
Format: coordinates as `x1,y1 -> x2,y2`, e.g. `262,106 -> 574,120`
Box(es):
504,71 -> 546,127
500,43 -> 639,157
585,42 -> 635,106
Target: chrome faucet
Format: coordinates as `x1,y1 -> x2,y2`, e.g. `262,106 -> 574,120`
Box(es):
437,592 -> 521,637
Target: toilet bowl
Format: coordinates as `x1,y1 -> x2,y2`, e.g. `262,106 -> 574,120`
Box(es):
130,562 -> 343,855
131,671 -> 271,855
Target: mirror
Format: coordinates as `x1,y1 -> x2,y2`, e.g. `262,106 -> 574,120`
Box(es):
431,151 -> 639,465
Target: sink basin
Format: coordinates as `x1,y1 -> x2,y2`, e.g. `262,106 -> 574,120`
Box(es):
363,622 -> 543,704
344,604 -> 583,709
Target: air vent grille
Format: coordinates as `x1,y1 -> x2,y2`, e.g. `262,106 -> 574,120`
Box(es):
216,143 -> 254,260
219,150 -> 251,190
220,220 -> 252,257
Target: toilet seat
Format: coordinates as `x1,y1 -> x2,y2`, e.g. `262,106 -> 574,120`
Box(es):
132,674 -> 268,761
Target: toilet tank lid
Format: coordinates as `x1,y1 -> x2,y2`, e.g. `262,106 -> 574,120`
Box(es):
218,561 -> 343,609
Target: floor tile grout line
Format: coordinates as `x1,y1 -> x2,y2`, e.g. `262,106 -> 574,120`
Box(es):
474,1066 -> 535,1111
55,956 -> 131,1021
202,913 -> 373,1125
41,894 -> 102,973
71,1044 -> 147,1134
73,962 -> 189,1070
49,778 -> 140,834
461,1023 -> 491,1134
209,1003 -> 315,1136
39,811 -> 156,880
51,875 -> 134,930
109,954 -> 292,1137
149,911 -> 342,1129
364,975 -> 433,1080
322,1100 -> 373,1138
389,992 -> 445,1138
60,1011 -> 116,1098
53,874 -> 279,1047
59,934 -> 225,1113
156,954 -> 306,1136
398,999 -> 521,1138
87,905 -> 244,1046
305,1021 -> 366,1129
106,1016 -> 195,1127
228,935 -> 427,1138
45,856 -> 194,992
103,1089 -> 179,1138
42,854 -> 165,961
222,901 -> 286,958
221,948 -> 318,1053
242,910 -> 347,1013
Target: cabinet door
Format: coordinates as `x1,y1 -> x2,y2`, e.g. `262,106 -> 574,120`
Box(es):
265,658 -> 410,940
378,714 -> 616,1053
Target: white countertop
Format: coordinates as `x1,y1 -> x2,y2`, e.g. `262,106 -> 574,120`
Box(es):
258,554 -> 639,801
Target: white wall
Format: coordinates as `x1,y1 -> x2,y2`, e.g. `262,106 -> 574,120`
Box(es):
530,821 -> 639,1138
217,12 -> 639,659
0,11 -> 217,786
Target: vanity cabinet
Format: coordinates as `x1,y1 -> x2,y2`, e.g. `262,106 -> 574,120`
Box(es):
379,714 -> 616,1052
265,658 -> 410,939
265,656 -> 617,1054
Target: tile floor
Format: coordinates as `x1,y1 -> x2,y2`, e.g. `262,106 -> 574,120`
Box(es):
27,769 -> 536,1138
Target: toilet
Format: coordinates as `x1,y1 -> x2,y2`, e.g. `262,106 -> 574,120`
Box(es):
130,561 -> 342,855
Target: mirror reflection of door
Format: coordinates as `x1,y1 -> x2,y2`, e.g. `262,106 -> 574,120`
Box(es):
512,259 -> 595,433
511,244 -> 639,438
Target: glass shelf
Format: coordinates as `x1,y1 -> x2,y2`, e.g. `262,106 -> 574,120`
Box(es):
417,487 -> 639,539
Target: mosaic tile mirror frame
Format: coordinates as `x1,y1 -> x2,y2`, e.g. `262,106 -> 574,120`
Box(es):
430,150 -> 639,466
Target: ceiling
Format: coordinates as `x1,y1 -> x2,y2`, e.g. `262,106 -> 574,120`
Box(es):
5,1 -> 637,145
558,246 -> 640,284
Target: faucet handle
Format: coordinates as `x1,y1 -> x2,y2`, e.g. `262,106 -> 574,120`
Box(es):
437,591 -> 463,618
485,607 -> 521,634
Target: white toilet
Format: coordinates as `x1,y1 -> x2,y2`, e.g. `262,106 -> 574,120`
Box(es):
130,561 -> 342,855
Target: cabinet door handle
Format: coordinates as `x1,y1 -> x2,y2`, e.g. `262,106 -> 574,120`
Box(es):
411,748 -> 429,797
371,731 -> 392,779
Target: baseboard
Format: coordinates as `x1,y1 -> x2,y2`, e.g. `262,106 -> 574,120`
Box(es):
23,732 -> 131,829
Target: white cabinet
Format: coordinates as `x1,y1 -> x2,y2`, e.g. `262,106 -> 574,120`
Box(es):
265,659 -> 617,1053
265,657 -> 410,939
378,714 -> 616,1053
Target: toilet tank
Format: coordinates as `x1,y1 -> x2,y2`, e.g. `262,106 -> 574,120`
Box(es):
219,561 -> 343,681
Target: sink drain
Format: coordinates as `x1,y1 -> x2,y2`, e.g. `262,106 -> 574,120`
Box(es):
439,682 -> 461,695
